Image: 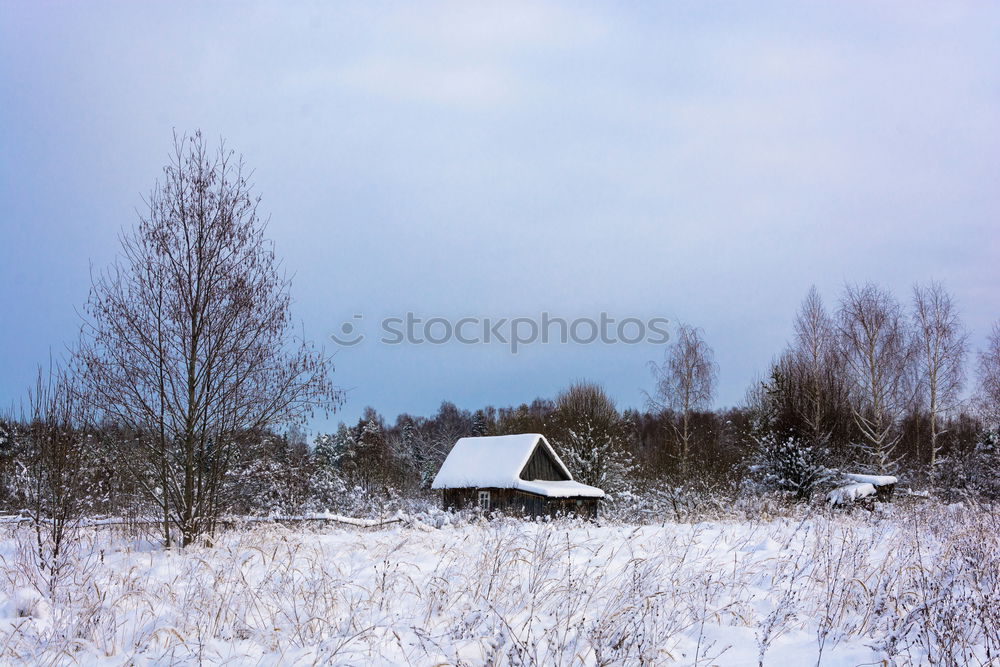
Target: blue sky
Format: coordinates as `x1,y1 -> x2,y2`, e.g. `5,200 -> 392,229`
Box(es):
1,1 -> 998,430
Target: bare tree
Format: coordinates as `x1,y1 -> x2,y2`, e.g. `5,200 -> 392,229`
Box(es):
912,282 -> 968,467
554,381 -> 619,426
21,365 -> 96,591
837,283 -> 914,473
648,324 -> 717,474
978,321 -> 1000,429
791,286 -> 848,444
78,131 -> 340,546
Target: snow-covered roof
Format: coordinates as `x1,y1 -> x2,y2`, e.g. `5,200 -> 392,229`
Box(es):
843,473 -> 897,487
431,433 -> 605,498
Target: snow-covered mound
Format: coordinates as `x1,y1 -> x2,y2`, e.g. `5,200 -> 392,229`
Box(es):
827,482 -> 877,505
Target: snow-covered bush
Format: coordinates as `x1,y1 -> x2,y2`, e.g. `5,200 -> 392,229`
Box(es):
4,588 -> 50,620
557,419 -> 636,495
826,481 -> 876,506
598,478 -> 805,524
933,428 -> 1000,501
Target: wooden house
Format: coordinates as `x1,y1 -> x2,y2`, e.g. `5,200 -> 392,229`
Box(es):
431,433 -> 604,518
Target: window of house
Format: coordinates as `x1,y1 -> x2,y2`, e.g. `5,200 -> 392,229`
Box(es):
478,490 -> 490,511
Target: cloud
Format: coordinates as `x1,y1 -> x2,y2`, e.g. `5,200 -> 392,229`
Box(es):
334,58 -> 516,108
323,1 -> 609,108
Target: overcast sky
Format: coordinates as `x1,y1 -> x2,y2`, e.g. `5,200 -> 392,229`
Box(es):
2,1 -> 998,430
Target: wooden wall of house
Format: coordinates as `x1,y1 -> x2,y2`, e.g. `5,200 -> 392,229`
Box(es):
520,443 -> 569,481
442,488 -> 476,511
441,487 -> 598,519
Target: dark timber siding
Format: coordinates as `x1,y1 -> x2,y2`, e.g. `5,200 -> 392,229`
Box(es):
520,443 -> 569,481
441,487 -> 598,519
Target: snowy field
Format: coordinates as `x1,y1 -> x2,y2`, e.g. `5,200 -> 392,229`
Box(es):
2,505 -> 999,665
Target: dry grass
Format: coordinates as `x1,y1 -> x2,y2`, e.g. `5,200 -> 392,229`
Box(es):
1,503 -> 998,665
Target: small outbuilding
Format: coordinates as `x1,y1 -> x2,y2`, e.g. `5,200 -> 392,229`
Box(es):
827,473 -> 898,507
431,433 -> 605,518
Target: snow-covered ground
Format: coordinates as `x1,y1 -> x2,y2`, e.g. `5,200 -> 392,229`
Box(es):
2,504 -> 998,665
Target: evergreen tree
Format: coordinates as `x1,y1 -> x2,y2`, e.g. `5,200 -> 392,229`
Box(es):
750,433 -> 833,500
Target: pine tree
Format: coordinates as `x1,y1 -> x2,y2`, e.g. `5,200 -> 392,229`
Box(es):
750,433 -> 833,500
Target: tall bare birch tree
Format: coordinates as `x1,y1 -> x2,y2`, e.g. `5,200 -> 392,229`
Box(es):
791,286 -> 845,444
837,283 -> 914,473
978,321 -> 1000,429
912,282 -> 968,467
649,323 -> 717,474
79,131 -> 340,546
